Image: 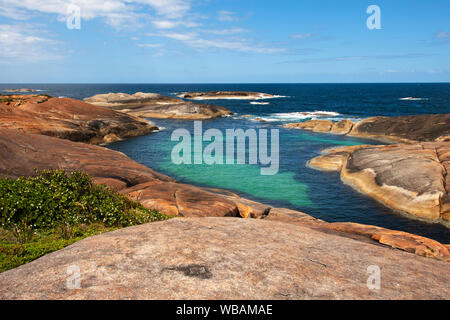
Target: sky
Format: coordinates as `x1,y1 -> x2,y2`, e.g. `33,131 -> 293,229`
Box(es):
0,0 -> 449,83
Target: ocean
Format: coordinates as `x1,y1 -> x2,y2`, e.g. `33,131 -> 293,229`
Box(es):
2,83 -> 450,242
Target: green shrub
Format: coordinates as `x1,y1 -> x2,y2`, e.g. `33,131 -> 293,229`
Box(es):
0,170 -> 171,271
0,170 -> 169,242
1,97 -> 13,103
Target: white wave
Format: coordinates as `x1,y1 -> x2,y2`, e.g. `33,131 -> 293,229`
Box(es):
182,94 -> 288,100
271,111 -> 341,119
250,101 -> 270,105
399,97 -> 428,101
238,110 -> 343,123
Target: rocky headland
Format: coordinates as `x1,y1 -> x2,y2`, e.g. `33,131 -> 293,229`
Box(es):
178,91 -> 279,100
309,142 -> 450,224
3,88 -> 37,93
84,92 -> 233,120
284,114 -> 450,143
0,94 -> 158,144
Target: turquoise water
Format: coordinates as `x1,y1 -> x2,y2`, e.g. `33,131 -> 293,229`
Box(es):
108,117 -> 449,243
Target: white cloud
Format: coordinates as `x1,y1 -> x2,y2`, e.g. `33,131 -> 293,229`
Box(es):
154,31 -> 285,54
204,28 -> 247,35
137,0 -> 190,19
152,19 -> 200,29
290,33 -> 313,39
137,43 -> 165,48
0,24 -> 63,62
217,10 -> 237,22
0,0 -> 193,28
437,31 -> 450,39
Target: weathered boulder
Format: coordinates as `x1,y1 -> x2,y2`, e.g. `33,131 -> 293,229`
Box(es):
0,128 -> 172,186
0,95 -> 157,144
122,181 -> 240,218
178,91 -> 278,100
284,120 -> 333,133
331,119 -> 354,135
84,92 -> 233,120
0,217 -> 448,300
349,114 -> 450,143
284,114 -> 450,143
3,88 -> 37,93
309,142 -> 450,223
310,222 -> 450,261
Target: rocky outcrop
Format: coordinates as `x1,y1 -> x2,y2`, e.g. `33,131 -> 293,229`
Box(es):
0,95 -> 158,144
0,128 -> 172,185
0,128 -> 269,219
284,120 -> 334,133
284,114 -> 450,143
3,88 -> 37,93
309,142 -> 450,223
178,91 -> 279,100
84,92 -> 233,120
0,217 -> 448,300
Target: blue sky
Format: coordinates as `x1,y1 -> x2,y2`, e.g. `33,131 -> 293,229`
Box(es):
0,0 -> 449,83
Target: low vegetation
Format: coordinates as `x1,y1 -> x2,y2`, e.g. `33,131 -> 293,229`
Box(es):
1,97 -> 13,103
0,170 -> 170,272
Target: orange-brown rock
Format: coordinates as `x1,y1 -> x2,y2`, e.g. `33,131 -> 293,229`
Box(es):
0,217 -> 448,300
84,92 -> 233,120
0,95 -> 158,144
309,142 -> 450,223
0,128 -> 172,185
308,145 -> 373,171
264,210 -> 450,262
284,114 -> 450,143
313,222 -> 450,262
349,114 -> 450,143
331,119 -> 354,135
284,120 -> 333,133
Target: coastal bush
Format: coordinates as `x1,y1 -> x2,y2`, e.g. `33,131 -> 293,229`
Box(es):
1,97 -> 13,103
0,170 -> 170,271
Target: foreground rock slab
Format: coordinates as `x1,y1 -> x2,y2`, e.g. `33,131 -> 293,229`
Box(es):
309,142 -> 450,223
84,92 -> 233,120
0,95 -> 157,144
284,114 -> 450,143
0,217 -> 448,300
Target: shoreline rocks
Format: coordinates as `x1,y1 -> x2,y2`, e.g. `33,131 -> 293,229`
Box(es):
309,142 -> 450,224
178,91 -> 279,100
284,114 -> 450,143
84,92 -> 233,120
0,95 -> 158,144
3,88 -> 37,93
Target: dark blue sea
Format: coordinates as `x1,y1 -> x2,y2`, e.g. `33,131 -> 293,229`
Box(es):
2,83 -> 450,242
